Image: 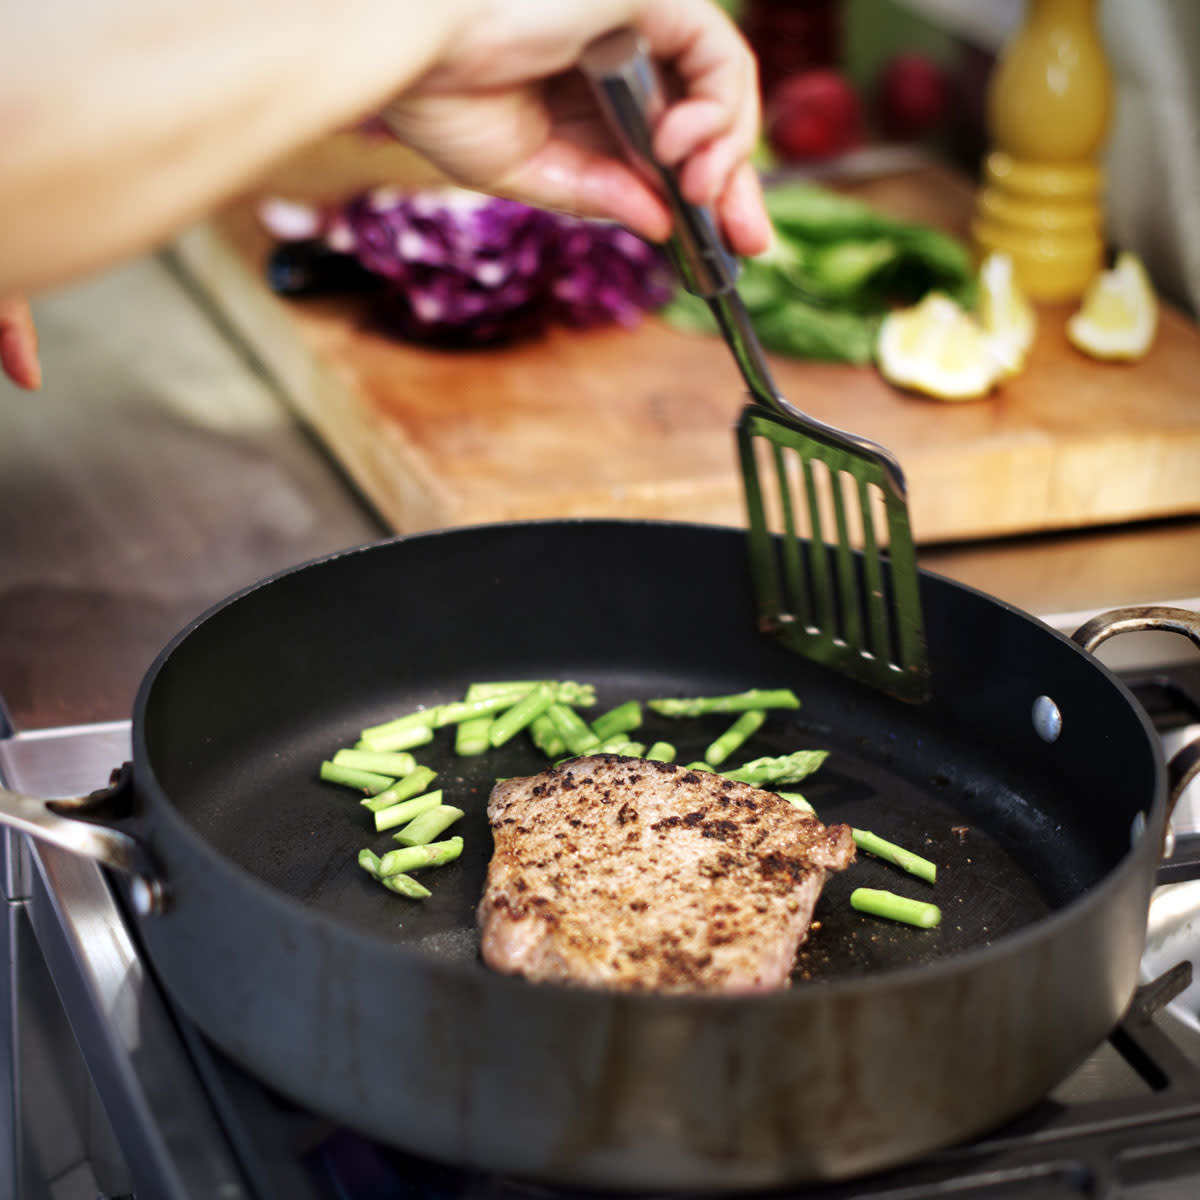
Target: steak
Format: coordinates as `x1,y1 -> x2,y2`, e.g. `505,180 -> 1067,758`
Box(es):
478,754 -> 855,994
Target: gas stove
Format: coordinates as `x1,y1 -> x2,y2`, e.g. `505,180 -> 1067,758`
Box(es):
5,669 -> 1200,1200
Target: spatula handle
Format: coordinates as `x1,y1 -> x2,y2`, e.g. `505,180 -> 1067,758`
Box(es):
581,26 -> 789,416
580,28 -> 739,300
580,26 -> 908,500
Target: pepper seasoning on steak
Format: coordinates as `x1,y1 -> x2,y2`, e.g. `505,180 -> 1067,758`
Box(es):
477,754 -> 855,994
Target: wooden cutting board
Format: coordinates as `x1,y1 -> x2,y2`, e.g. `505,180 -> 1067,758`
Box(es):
174,146 -> 1200,544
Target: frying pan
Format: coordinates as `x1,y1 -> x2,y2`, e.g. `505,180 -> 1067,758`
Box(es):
4,518 -> 1199,1192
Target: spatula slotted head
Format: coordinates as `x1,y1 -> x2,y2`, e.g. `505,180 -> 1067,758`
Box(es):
738,406 -> 931,703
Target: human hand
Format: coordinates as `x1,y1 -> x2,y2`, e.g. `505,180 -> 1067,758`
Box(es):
0,296 -> 41,390
380,0 -> 771,259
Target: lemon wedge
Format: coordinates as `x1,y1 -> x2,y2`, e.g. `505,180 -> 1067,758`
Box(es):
1066,252 -> 1158,361
978,252 -> 1036,376
877,292 -> 1002,401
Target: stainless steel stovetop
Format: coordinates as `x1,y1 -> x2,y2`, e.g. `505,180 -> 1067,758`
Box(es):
6,669 -> 1200,1200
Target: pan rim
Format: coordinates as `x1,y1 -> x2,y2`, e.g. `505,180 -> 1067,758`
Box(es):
129,516 -> 1169,1008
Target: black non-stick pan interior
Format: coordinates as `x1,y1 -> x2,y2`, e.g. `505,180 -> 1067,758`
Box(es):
141,519 -> 1157,983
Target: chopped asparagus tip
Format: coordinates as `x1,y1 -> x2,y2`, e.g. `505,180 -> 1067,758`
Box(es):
319,761 -> 396,794
393,804 -> 465,847
380,872 -> 432,899
648,688 -> 801,718
358,722 -> 435,754
455,714 -> 493,756
684,761 -> 716,772
332,748 -> 418,777
590,700 -> 642,743
374,789 -> 443,833
530,711 -> 567,758
377,836 -> 464,877
851,888 -> 942,929
547,702 -> 601,756
852,829 -> 937,884
723,749 -> 828,786
490,683 -> 555,748
776,791 -> 815,813
646,741 -> 677,762
357,848 -> 382,878
551,681 -> 597,708
359,708 -> 439,742
360,764 -> 439,812
704,709 -> 767,766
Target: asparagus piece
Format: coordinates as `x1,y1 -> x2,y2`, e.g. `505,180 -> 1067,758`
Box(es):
429,692 -> 539,729
360,765 -> 438,812
490,683 -> 555,747
358,692 -> 522,747
377,836 -> 464,877
381,873 -> 432,899
723,749 -> 828,786
704,709 -> 767,766
546,702 -> 600,756
357,722 -> 435,754
320,762 -> 395,794
776,791 -> 815,813
530,711 -> 567,758
852,829 -> 937,884
332,748 -> 418,777
464,681 -> 537,702
455,714 -> 493,757
362,846 -> 433,898
595,738 -> 646,757
358,707 -> 439,742
851,888 -> 942,929
374,789 -> 443,833
590,700 -> 642,742
393,804 -> 465,847
465,680 -> 596,707
648,688 -> 800,717
646,741 -> 676,762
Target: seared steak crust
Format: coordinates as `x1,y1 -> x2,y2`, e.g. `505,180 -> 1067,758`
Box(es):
478,754 -> 855,994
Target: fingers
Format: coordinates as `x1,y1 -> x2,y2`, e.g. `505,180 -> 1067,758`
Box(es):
384,0 -> 771,258
715,162 -> 771,259
385,79 -> 678,243
492,138 -> 677,246
0,296 -> 42,390
639,1 -> 769,255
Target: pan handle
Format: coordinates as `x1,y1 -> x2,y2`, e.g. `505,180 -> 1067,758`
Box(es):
0,767 -> 167,915
1072,605 -> 1200,813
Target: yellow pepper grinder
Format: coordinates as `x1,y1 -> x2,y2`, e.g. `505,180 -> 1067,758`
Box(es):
971,0 -> 1113,301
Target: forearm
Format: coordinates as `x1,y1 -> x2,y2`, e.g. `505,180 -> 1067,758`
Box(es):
0,0 -> 469,294
0,0 -> 769,296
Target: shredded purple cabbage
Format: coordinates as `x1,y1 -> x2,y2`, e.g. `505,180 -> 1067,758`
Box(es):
264,187 -> 673,346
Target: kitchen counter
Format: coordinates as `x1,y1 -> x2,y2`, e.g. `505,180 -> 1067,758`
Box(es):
0,254 -> 385,733
2,248 -> 1198,733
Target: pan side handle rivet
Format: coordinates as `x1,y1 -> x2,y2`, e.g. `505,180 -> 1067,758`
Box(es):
129,875 -> 168,918
1131,810 -> 1147,848
1032,695 -> 1062,743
